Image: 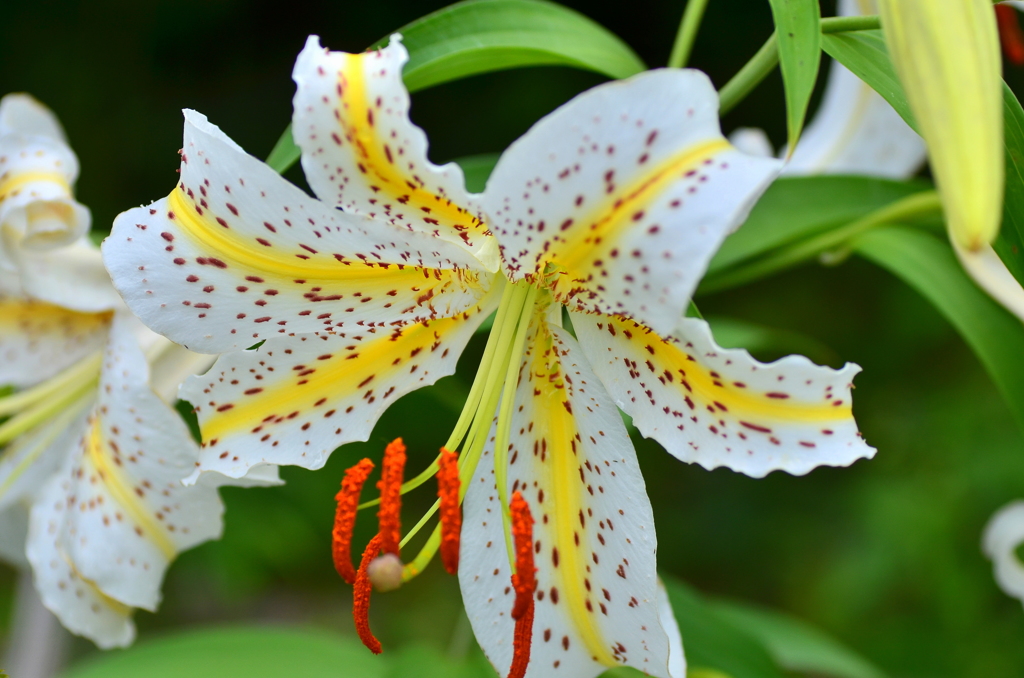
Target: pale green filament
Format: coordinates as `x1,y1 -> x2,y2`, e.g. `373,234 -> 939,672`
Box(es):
0,351 -> 102,417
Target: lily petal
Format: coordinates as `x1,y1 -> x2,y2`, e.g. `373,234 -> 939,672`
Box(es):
954,241 -> 1024,323
180,287 -> 498,480
292,35 -> 498,270
0,94 -> 68,143
103,110 -> 491,354
657,580 -> 686,678
15,238 -> 123,313
0,296 -> 110,388
57,313 -> 223,610
573,313 -> 874,478
482,69 -> 781,337
26,469 -> 135,649
983,500 -> 1024,604
786,0 -> 925,178
460,311 -> 675,678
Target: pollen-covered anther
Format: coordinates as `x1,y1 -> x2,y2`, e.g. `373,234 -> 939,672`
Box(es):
509,490 -> 537,619
332,457 -> 375,584
376,438 -> 406,556
437,447 -> 461,575
367,553 -> 404,592
507,491 -> 537,678
353,533 -> 385,654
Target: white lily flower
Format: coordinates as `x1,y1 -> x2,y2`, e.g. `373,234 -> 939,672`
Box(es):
729,0 -> 926,179
983,501 -> 1024,606
0,94 -> 91,266
103,35 -> 875,678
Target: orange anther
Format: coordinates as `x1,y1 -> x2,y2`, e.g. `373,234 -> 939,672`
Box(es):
509,491 -> 537,620
332,458 -> 375,584
437,448 -> 462,575
376,438 -> 406,556
997,4 -> 1024,66
353,533 -> 384,654
507,591 -> 535,678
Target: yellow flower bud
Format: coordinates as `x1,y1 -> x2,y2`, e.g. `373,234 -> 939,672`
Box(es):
878,0 -> 1004,251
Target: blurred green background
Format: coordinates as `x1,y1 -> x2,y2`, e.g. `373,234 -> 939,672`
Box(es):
3,1 -> 1024,677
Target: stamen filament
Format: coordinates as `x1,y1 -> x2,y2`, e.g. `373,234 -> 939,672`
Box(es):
437,448 -> 461,575
376,438 -> 407,556
353,533 -> 385,655
493,285 -> 539,569
332,458 -> 375,584
0,351 -> 102,417
0,374 -> 98,446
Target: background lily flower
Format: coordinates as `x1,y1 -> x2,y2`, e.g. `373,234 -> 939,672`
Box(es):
983,501 -> 1024,607
104,34 -> 878,678
731,0 -> 926,179
0,94 -> 91,270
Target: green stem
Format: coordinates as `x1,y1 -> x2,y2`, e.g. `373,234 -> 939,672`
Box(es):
699,191 -> 942,295
668,0 -> 711,68
718,32 -> 779,116
718,14 -> 881,115
820,15 -> 880,33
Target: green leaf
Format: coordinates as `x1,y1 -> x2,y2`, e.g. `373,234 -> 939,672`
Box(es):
767,0 -> 822,153
853,226 -> 1024,432
268,0 -> 644,175
661,575 -> 786,678
376,0 -> 646,92
710,601 -> 886,678
705,316 -> 840,367
822,30 -> 1024,288
705,175 -> 934,279
453,152 -> 500,193
820,30 -> 916,129
57,626 -> 388,678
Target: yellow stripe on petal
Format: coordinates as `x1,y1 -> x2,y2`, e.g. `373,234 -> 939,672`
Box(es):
83,418 -> 176,561
0,171 -> 70,202
528,322 -> 618,669
0,299 -> 111,334
336,53 -> 491,246
547,138 -> 730,276
167,186 -> 469,286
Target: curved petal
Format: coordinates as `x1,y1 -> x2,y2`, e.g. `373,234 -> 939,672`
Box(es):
103,111 -> 491,354
983,500 -> 1024,604
181,286 -> 499,480
57,313 -> 223,610
292,35 -> 498,270
0,94 -> 67,142
954,241 -> 1024,323
657,580 -> 686,678
26,470 -> 135,649
15,238 -> 123,313
0,128 -> 88,259
727,127 -> 775,158
460,311 -> 674,678
573,313 -> 874,478
786,27 -> 925,178
482,68 -> 781,337
0,297 -> 110,388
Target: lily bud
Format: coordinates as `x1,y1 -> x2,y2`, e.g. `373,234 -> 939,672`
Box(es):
878,0 -> 1003,251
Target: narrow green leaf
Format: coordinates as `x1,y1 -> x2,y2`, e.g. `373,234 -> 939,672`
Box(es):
822,30 -> 1024,288
265,125 -> 299,175
853,226 -> 1024,432
57,626 -> 388,678
706,175 -> 934,278
710,601 -> 886,678
662,575 -> 786,678
767,0 -> 822,153
374,0 -> 647,91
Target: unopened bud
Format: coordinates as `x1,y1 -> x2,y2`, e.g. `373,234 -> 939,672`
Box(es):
367,553 -> 403,592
